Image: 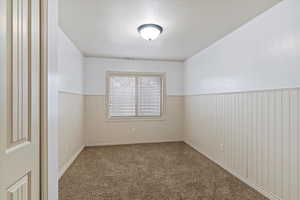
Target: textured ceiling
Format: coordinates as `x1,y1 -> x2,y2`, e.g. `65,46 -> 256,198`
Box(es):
59,0 -> 281,61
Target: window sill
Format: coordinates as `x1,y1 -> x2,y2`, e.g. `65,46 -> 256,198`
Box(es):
105,116 -> 167,122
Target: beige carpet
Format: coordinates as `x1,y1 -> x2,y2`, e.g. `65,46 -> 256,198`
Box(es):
59,142 -> 268,200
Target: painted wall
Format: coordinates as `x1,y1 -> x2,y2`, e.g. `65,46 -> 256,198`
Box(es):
84,57 -> 184,96
184,1 -> 300,200
58,29 -> 84,94
57,28 -> 85,178
184,0 -> 300,95
83,57 -> 184,146
47,0 -> 59,198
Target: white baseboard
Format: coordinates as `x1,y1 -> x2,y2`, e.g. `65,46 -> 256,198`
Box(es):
86,140 -> 183,147
184,140 -> 282,200
59,145 -> 85,179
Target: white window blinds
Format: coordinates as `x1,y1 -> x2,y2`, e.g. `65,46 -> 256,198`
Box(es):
107,73 -> 163,118
108,76 -> 136,117
137,76 -> 161,116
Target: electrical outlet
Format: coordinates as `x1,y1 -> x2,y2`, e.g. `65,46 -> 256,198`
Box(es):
220,144 -> 224,152
130,128 -> 136,133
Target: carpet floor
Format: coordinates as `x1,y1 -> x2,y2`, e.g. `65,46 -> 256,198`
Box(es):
59,142 -> 268,200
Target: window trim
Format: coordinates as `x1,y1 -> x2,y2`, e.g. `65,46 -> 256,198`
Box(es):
105,71 -> 166,121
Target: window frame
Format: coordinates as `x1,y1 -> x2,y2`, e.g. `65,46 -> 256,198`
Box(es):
105,71 -> 166,121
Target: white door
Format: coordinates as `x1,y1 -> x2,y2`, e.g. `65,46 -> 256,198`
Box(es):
0,0 -> 41,199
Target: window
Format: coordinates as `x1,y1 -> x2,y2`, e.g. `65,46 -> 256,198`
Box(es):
106,72 -> 165,119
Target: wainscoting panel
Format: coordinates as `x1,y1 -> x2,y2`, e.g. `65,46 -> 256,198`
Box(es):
84,95 -> 184,146
184,88 -> 300,200
58,91 -> 85,176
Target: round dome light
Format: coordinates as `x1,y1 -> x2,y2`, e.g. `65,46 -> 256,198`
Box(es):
137,24 -> 163,41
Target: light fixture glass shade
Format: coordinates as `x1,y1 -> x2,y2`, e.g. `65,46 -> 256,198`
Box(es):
138,24 -> 163,40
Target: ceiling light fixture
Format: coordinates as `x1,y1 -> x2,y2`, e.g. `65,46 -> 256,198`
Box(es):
137,24 -> 163,41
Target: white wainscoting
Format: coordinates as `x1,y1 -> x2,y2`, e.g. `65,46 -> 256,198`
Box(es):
84,95 -> 184,147
58,91 -> 85,178
184,88 -> 300,200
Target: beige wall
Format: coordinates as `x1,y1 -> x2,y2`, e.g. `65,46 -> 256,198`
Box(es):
184,88 -> 300,200
84,95 -> 184,146
58,92 -> 85,176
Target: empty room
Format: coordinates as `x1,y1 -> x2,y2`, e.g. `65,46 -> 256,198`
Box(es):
0,0 -> 299,200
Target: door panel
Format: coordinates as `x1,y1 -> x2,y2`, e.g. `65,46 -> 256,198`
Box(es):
0,0 -> 40,199
9,0 -> 31,149
7,173 -> 30,200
